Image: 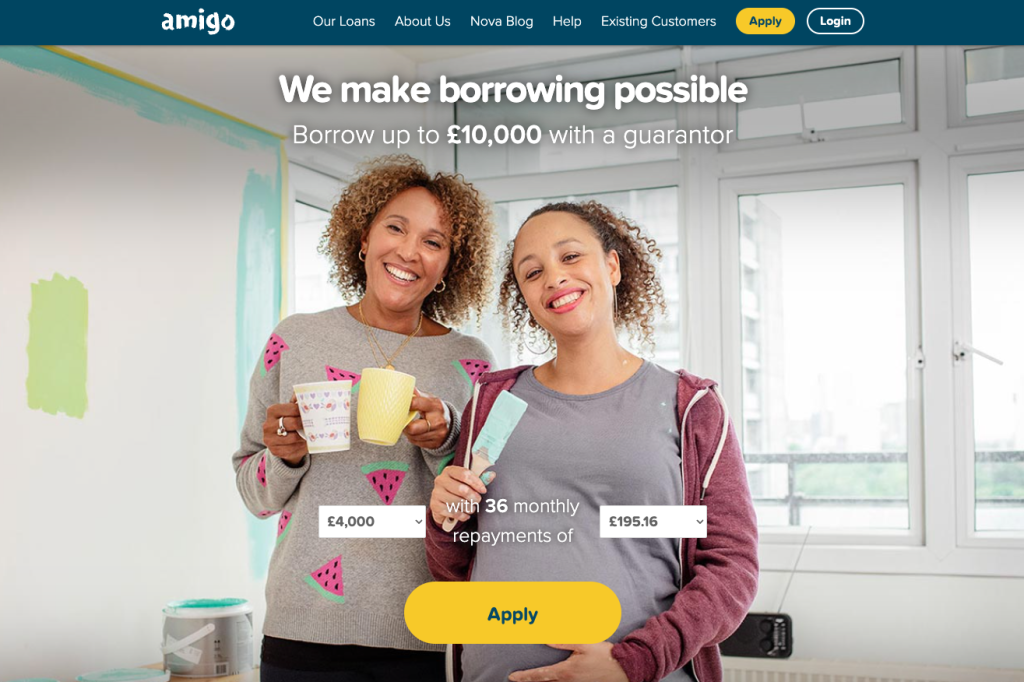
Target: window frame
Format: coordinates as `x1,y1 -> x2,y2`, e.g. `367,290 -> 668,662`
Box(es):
947,45 -> 1024,129
698,46 -> 1024,575
716,46 -> 917,151
285,162 -> 345,316
718,162 -> 924,547
950,149 -> 1024,550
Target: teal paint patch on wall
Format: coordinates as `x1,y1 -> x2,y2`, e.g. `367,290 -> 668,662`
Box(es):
0,47 -> 278,153
236,159 -> 284,577
26,274 -> 88,418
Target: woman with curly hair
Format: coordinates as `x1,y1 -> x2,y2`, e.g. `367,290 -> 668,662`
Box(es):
426,202 -> 758,682
232,155 -> 496,682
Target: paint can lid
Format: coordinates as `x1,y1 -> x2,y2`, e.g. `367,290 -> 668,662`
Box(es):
163,597 -> 251,618
76,670 -> 170,682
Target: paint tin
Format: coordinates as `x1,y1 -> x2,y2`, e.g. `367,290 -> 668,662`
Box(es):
161,598 -> 253,677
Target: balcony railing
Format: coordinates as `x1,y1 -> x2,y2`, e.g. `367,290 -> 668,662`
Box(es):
745,450 -> 1024,526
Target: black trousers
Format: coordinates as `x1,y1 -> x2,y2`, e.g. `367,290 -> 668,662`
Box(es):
260,637 -> 446,682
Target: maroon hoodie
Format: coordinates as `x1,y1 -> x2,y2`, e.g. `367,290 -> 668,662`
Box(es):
425,365 -> 759,682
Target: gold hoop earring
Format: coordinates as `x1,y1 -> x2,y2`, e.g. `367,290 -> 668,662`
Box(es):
434,279 -> 446,293
358,250 -> 366,262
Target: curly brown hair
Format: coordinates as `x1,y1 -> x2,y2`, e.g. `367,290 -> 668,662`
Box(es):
498,201 -> 666,355
321,155 -> 495,327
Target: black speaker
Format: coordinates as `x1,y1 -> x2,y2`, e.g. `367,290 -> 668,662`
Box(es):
719,612 -> 792,658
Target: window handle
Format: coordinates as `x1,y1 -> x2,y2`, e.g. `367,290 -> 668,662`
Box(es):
798,97 -> 826,143
954,341 -> 1004,366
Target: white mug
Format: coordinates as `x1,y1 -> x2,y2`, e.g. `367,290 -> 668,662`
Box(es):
294,380 -> 352,454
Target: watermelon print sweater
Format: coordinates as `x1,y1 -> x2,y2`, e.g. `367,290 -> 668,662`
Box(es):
232,306 -> 495,651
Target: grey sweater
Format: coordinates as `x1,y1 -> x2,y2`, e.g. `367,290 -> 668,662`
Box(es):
232,306 -> 495,651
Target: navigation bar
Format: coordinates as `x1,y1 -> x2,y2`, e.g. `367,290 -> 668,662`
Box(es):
1,2 -> 1021,44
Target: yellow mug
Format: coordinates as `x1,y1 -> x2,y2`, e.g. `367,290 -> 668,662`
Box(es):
357,368 -> 419,446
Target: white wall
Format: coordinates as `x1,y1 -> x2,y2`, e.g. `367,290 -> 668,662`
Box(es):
0,49 -> 280,679
753,570 -> 1024,668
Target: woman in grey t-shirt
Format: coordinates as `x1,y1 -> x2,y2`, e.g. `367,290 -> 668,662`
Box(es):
429,201 -> 758,681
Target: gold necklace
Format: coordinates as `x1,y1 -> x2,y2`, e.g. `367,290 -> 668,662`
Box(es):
359,301 -> 423,370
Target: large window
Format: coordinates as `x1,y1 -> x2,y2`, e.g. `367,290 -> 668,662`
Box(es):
735,184 -> 911,529
710,47 -> 1024,572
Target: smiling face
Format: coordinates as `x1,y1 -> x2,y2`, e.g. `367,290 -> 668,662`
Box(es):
512,211 -> 621,344
360,186 -> 451,316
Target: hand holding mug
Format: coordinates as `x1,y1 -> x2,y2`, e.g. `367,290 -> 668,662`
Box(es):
262,397 -> 307,466
404,389 -> 448,450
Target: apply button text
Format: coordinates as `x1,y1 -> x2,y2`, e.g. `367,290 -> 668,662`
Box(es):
736,8 -> 796,34
807,8 -> 864,34
405,581 -> 621,644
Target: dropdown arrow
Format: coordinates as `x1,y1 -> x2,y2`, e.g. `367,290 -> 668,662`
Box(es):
415,519 -> 423,524
696,519 -> 704,524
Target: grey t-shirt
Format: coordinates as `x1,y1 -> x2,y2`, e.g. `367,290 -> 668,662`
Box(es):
461,361 -> 695,682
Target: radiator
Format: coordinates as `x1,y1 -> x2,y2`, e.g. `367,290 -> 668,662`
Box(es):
722,658 -> 1024,682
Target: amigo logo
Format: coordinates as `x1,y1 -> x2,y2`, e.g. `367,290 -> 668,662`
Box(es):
161,9 -> 235,35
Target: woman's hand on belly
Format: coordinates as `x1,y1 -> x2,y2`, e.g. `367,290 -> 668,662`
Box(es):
430,465 -> 489,525
508,643 -> 628,682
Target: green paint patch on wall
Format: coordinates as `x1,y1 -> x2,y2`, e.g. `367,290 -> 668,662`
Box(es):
26,274 -> 88,418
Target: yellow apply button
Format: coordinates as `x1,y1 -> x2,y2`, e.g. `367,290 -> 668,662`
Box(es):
736,8 -> 796,34
406,582 -> 621,644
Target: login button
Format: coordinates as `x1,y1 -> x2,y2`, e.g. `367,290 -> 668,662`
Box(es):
807,8 -> 864,34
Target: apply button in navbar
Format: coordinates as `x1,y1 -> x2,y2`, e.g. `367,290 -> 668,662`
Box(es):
405,582 -> 621,644
736,8 -> 795,34
808,8 -> 864,34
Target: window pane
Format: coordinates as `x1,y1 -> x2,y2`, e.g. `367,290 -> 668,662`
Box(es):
737,60 -> 902,140
293,202 -> 346,314
494,187 -> 679,367
456,72 -> 678,179
967,169 -> 1024,532
966,46 -> 1024,117
738,185 -> 909,529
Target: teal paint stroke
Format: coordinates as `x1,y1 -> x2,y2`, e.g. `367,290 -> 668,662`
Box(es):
237,160 -> 283,578
0,47 -> 278,153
